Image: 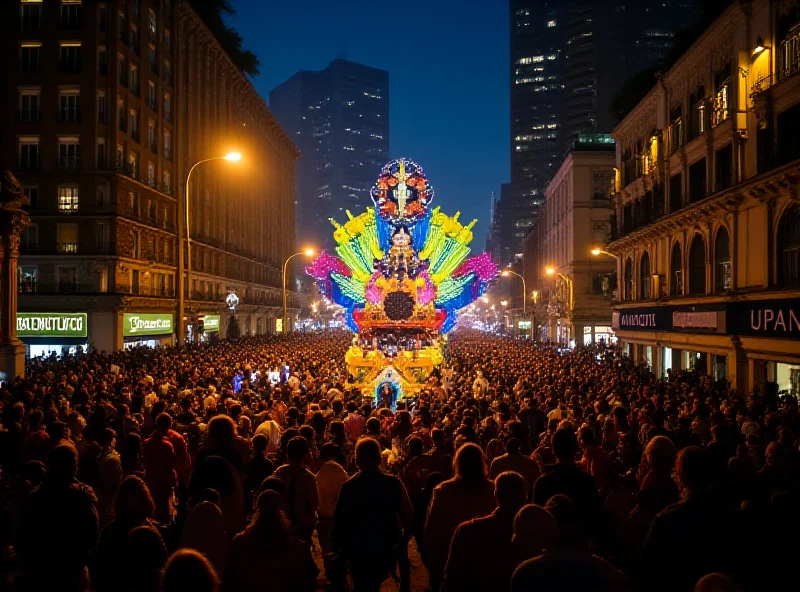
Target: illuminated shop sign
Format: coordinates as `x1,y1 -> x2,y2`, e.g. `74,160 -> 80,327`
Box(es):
17,313 -> 87,338
123,313 -> 174,337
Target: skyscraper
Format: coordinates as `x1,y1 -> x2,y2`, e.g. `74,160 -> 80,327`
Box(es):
270,59 -> 390,250
506,0 -> 698,265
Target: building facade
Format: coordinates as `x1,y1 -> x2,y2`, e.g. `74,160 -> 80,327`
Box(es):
525,136 -> 617,344
607,0 -> 800,397
506,0 -> 698,267
2,0 -> 298,354
270,59 -> 390,251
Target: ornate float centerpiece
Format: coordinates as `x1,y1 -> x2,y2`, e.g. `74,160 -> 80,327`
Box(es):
306,158 -> 499,407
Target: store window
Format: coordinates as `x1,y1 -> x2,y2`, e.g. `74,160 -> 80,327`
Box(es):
640,251 -> 651,300
670,242 -> 683,296
623,257 -> 633,300
688,234 -> 707,295
778,204 -> 800,286
714,227 -> 732,292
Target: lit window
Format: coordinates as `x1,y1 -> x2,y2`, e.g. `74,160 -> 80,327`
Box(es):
58,186 -> 79,213
517,56 -> 544,65
547,20 -> 556,27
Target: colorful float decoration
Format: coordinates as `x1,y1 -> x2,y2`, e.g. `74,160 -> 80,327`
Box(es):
307,158 -> 499,405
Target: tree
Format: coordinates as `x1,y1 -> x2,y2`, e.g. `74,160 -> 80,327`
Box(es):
188,0 -> 260,77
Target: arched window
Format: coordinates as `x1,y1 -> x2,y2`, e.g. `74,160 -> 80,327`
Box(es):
640,251 -> 651,300
688,235 -> 707,295
624,257 -> 633,300
714,227 -> 731,292
670,242 -> 683,296
778,205 -> 800,286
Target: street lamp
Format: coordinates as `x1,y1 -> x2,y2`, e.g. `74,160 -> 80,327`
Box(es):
178,152 -> 242,346
283,248 -> 315,334
481,297 -> 489,304
501,300 -> 508,306
501,269 -> 527,316
545,267 -> 574,311
591,248 -> 619,259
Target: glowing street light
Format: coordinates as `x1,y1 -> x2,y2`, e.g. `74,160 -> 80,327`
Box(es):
178,151 -> 243,345
501,300 -> 508,306
591,248 -> 618,259
283,248 -> 316,333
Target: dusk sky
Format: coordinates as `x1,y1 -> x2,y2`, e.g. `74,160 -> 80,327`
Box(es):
231,0 -> 510,247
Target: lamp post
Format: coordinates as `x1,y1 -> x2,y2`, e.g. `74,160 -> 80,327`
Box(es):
546,267 -> 574,345
591,248 -> 619,260
545,267 -> 574,312
501,269 -> 527,316
177,152 -> 241,346
282,249 -> 315,334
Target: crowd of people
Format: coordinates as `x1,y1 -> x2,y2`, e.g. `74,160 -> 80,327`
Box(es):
0,328 -> 798,591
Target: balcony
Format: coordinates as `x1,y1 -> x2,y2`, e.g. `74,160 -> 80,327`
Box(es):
57,242 -> 79,254
57,109 -> 82,123
16,110 -> 40,123
22,242 -> 115,256
18,282 -> 118,295
779,25 -> 800,82
58,156 -> 81,172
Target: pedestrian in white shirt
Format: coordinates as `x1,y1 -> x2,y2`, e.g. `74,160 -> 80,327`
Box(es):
315,442 -> 348,557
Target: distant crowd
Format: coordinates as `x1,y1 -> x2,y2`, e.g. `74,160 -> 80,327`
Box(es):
0,328 -> 797,591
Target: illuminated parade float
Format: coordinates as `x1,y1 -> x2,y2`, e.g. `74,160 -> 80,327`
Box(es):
307,158 -> 499,407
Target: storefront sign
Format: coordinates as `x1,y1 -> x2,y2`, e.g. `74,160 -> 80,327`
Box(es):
612,307 -> 671,332
727,298 -> 800,339
518,320 -> 531,329
123,313 -> 173,337
202,314 -> 221,333
17,313 -> 87,338
672,311 -> 721,330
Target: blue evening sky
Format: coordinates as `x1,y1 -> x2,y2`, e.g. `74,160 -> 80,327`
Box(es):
230,0 -> 510,247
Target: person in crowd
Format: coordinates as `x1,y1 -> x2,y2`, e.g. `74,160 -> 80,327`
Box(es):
444,471 -> 528,591
94,475 -> 160,591
160,549 -> 220,592
533,428 -> 601,531
16,443 -> 99,592
424,442 -> 496,592
315,442 -> 348,559
331,437 -> 413,592
489,438 -> 540,500
511,494 -> 627,592
122,525 -> 168,592
273,435 -> 320,542
511,503 -> 560,566
640,446 -> 749,592
196,415 -> 246,474
225,490 -> 317,592
143,413 -> 178,523
180,489 -> 228,579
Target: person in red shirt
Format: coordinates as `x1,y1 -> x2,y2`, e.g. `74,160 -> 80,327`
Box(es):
143,413 -> 177,523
